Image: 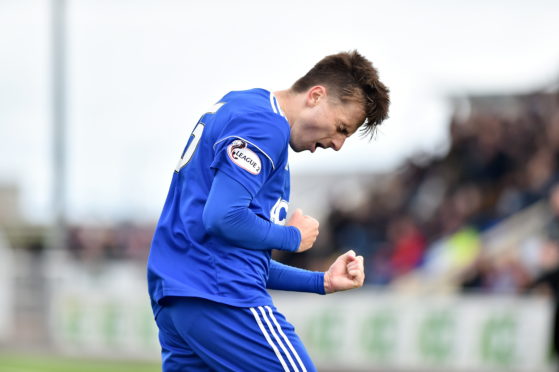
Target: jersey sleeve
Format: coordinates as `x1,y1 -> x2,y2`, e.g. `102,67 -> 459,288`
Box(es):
210,111 -> 289,197
202,171 -> 301,252
266,260 -> 326,294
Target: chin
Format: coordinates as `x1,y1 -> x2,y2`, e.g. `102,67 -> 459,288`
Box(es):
288,142 -> 305,153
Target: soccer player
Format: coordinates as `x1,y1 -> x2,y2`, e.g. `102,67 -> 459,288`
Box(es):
147,51 -> 390,371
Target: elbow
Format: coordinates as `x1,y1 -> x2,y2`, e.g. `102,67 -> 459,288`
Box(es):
203,201 -> 246,242
202,207 -> 224,236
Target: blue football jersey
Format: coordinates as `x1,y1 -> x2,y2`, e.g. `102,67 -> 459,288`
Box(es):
147,89 -> 292,314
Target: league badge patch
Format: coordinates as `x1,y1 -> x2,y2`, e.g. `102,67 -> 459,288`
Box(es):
227,140 -> 262,175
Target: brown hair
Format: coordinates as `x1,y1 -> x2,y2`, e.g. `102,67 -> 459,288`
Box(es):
291,50 -> 390,138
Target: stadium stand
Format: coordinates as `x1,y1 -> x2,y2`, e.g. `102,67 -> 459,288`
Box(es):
50,89 -> 559,299
317,90 -> 559,294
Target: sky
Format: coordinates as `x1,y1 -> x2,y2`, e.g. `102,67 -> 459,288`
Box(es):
1,0 -> 559,223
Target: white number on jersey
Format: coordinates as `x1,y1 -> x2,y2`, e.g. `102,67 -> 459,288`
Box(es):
270,197 -> 289,225
175,102 -> 225,172
175,122 -> 205,172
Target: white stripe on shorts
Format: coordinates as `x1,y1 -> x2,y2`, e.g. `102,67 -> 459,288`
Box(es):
250,307 -> 290,372
265,306 -> 308,372
258,306 -> 299,372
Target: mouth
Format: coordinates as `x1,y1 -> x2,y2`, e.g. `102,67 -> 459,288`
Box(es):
310,142 -> 326,153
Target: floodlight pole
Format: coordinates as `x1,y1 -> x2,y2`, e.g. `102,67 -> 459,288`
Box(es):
51,0 -> 67,251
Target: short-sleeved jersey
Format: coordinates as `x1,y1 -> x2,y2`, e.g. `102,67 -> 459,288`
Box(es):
147,89 -> 292,315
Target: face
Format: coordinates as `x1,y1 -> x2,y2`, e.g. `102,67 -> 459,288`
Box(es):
289,87 -> 365,153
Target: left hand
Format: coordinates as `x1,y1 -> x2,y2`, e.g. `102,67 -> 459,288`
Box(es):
324,250 -> 365,294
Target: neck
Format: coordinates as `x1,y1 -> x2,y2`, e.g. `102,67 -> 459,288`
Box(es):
273,89 -> 299,128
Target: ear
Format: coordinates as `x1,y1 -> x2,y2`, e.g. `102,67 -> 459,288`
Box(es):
306,86 -> 327,107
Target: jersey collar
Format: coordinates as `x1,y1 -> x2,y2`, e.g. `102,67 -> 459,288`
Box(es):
269,91 -> 286,118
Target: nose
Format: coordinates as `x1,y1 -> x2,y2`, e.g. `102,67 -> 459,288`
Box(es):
332,136 -> 346,151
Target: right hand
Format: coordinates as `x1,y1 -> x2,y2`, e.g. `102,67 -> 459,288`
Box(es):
286,208 -> 319,252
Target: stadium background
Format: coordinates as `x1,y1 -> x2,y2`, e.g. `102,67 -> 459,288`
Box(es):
1,1 -> 559,371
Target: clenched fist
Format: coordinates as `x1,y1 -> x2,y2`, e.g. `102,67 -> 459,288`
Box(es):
324,250 -> 365,293
286,208 -> 319,252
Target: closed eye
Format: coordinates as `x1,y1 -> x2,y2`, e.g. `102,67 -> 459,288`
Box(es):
338,125 -> 350,137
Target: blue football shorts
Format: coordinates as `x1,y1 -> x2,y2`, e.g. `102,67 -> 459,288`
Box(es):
155,296 -> 317,372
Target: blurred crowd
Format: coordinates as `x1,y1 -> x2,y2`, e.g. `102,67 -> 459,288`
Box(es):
67,222 -> 153,262
282,91 -> 559,295
62,91 -> 559,296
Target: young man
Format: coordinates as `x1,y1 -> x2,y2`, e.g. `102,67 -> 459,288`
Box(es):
147,51 -> 390,371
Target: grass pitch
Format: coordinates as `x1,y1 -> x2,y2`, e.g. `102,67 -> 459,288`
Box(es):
0,353 -> 160,372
